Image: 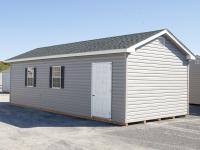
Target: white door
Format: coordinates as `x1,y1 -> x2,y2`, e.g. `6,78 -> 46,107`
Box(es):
91,62 -> 112,119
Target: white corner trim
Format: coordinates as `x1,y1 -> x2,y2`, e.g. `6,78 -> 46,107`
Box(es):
127,29 -> 196,60
6,49 -> 127,63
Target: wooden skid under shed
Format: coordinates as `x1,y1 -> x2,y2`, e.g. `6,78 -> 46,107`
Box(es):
128,115 -> 186,126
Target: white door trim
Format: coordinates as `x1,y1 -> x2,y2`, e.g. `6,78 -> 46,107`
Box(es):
91,62 -> 112,119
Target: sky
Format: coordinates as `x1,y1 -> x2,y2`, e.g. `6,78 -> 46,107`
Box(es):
0,0 -> 200,60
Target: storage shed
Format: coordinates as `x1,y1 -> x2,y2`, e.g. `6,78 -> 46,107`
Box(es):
0,68 -> 10,93
2,68 -> 10,93
0,72 -> 2,92
6,29 -> 195,125
189,55 -> 200,105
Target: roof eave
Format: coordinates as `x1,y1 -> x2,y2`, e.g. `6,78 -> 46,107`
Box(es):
5,49 -> 128,63
6,29 -> 195,63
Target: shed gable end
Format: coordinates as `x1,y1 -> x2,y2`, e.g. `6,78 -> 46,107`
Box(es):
135,36 -> 189,63
126,36 -> 188,123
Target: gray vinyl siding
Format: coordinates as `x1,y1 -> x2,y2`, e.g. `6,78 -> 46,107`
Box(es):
10,53 -> 126,123
189,59 -> 200,104
126,37 -> 188,123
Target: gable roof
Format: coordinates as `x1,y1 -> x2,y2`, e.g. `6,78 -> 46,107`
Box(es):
6,29 -> 195,63
7,30 -> 162,61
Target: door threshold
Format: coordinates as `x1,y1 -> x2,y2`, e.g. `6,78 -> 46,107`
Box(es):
92,116 -> 112,122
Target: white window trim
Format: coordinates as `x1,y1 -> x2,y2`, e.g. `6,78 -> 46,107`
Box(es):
27,67 -> 34,87
52,66 -> 62,89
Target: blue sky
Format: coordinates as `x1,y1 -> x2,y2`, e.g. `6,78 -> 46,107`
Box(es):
0,0 -> 200,60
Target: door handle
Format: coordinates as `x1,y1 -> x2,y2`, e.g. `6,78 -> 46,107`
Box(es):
92,95 -> 95,96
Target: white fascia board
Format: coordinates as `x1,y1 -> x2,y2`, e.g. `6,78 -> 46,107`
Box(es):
6,49 -> 127,63
127,29 -> 196,60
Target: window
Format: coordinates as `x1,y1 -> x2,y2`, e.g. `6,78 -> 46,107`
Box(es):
49,66 -> 65,89
25,67 -> 36,87
52,66 -> 61,88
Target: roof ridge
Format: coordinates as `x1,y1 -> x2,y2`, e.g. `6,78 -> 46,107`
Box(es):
36,29 -> 165,50
7,29 -> 165,61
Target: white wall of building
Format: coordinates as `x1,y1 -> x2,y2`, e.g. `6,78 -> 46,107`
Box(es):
0,72 -> 2,92
2,68 -> 10,93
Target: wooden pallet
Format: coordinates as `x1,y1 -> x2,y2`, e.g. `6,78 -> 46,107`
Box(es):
128,115 -> 186,126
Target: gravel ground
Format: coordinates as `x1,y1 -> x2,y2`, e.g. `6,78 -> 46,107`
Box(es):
0,94 -> 200,150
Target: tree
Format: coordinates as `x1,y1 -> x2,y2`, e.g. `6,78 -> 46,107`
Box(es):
0,62 -> 10,71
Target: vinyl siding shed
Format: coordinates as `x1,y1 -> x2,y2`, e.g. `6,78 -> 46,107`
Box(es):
0,68 -> 10,93
6,29 -> 195,125
0,72 -> 2,92
189,56 -> 200,105
2,68 -> 10,93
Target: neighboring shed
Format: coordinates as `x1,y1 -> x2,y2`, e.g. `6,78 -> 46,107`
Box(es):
189,55 -> 200,105
0,68 -> 10,93
0,72 -> 2,92
6,29 -> 195,125
2,68 -> 10,93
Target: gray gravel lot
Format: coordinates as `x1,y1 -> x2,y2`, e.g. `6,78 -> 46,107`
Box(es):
0,94 -> 200,150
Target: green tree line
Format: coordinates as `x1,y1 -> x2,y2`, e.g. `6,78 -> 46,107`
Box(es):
0,62 -> 10,71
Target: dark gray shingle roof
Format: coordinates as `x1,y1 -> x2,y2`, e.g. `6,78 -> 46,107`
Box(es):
8,29 -> 163,61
